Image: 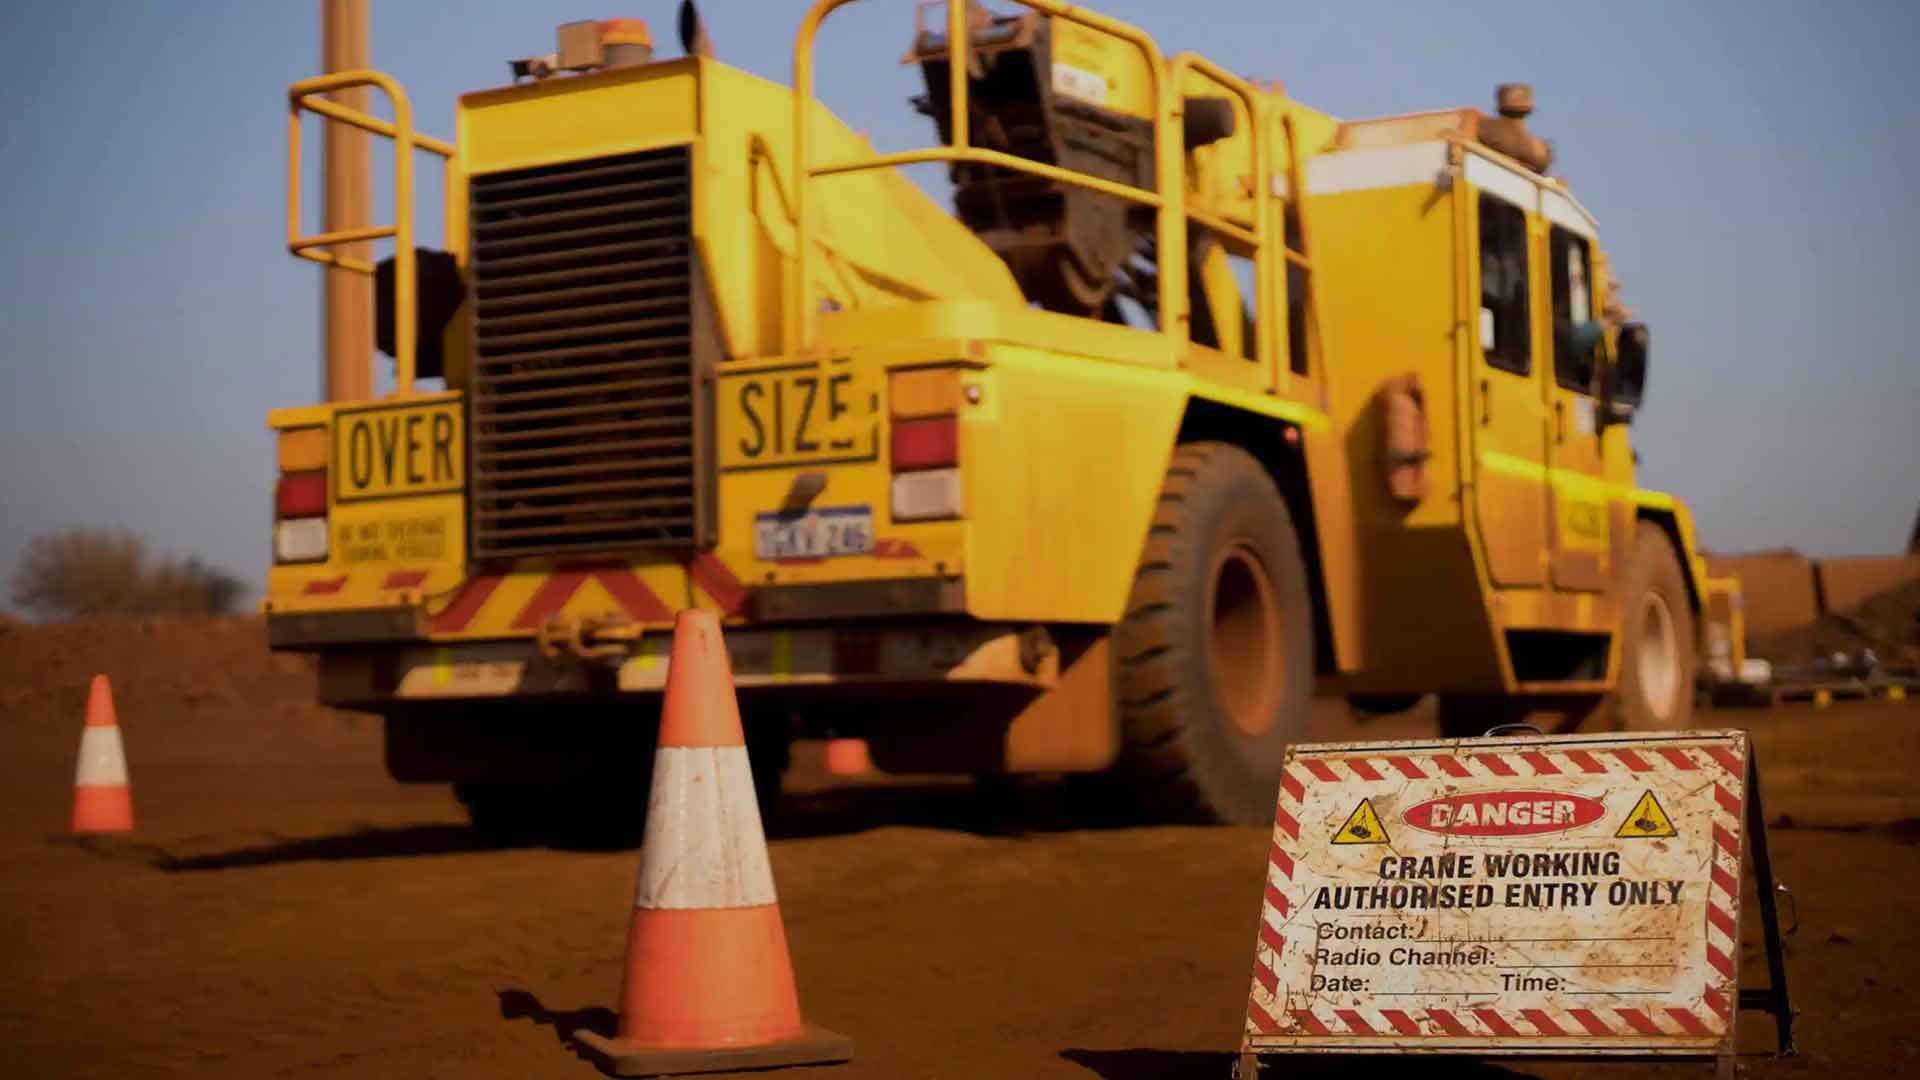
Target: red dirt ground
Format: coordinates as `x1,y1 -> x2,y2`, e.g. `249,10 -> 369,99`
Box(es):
2,616 -> 1916,1078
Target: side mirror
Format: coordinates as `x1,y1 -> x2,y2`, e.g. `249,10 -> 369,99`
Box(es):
1605,321 -> 1650,425
375,248 -> 465,381
1183,96 -> 1236,151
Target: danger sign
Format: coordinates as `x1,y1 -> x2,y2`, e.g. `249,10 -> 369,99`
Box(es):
1243,730 -> 1754,1056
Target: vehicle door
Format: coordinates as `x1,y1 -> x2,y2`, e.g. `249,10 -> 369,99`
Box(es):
1467,161 -> 1549,587
1539,191 -> 1611,591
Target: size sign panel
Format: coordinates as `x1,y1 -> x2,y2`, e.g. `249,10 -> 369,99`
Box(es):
718,363 -> 880,473
1244,730 -> 1749,1056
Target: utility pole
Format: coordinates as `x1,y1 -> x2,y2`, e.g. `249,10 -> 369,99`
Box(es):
321,0 -> 372,402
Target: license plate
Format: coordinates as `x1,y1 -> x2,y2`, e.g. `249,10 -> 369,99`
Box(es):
719,363 -> 881,471
332,400 -> 463,502
754,505 -> 875,560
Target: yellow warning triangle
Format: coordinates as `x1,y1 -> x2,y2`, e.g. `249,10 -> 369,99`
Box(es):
1333,798 -> 1390,845
1616,790 -> 1678,838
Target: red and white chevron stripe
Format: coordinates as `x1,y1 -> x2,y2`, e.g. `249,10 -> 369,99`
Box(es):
1245,734 -> 1749,1047
1701,742 -> 1746,1026
1246,762 -> 1305,1036
1282,743 -> 1739,785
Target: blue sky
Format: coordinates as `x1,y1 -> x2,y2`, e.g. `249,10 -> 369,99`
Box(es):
2,1 -> 1916,612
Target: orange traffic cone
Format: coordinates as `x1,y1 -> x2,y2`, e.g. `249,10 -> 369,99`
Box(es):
572,609 -> 851,1077
824,736 -> 870,777
72,674 -> 133,833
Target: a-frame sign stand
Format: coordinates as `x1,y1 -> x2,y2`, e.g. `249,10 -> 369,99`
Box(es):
1723,746 -> 1795,1077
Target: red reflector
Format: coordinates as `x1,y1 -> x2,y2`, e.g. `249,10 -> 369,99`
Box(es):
890,417 -> 958,471
276,470 -> 328,518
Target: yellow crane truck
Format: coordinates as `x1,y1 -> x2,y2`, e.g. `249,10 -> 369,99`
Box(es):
267,1 -> 1738,829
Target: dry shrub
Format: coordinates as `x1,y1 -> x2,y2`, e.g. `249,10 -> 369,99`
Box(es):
10,527 -> 245,619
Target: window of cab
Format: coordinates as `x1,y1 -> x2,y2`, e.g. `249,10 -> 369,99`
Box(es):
1477,192 -> 1531,375
1550,226 -> 1598,393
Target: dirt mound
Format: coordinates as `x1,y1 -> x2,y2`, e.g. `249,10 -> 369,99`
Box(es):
1704,550 -> 1820,637
0,615 -> 356,768
1,614 -> 305,713
1749,578 -> 1920,670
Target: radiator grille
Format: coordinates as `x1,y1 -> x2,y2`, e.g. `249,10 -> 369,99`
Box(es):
466,146 -> 702,559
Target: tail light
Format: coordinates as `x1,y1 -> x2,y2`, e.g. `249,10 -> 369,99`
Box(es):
887,368 -> 966,522
890,417 -> 959,471
274,517 -> 330,564
275,471 -> 327,517
891,468 -> 962,521
274,427 -> 330,564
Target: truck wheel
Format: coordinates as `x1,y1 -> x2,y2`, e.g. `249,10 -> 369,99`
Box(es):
1435,694 -> 1599,738
451,710 -> 787,846
1115,442 -> 1315,825
1436,528 -> 1696,736
1349,694 -> 1425,717
742,711 -> 792,824
455,781 -> 649,849
454,782 -> 533,842
456,743 -> 784,846
1609,522 -> 1696,730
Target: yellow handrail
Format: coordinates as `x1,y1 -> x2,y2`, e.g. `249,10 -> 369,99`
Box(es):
809,145 -> 1163,207
286,70 -> 453,395
1170,52 -> 1271,383
792,0 -> 1174,354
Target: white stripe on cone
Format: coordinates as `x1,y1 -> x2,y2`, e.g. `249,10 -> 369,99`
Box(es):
634,746 -> 776,910
75,726 -> 129,787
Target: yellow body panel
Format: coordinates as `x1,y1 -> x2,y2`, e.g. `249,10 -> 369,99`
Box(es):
951,344 -> 1188,622
1309,168 -> 1494,690
696,62 -> 1024,359
458,64 -> 700,174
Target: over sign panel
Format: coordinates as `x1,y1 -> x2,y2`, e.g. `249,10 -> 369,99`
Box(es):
1244,730 -> 1749,1056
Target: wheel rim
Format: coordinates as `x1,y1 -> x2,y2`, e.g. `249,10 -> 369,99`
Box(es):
1637,591 -> 1680,723
1208,541 -> 1286,739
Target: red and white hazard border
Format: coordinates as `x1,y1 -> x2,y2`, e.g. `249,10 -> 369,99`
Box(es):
1245,732 -> 1750,1053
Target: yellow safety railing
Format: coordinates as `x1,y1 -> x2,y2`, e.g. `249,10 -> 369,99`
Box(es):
793,0 -> 1185,354
1168,51 -> 1275,383
286,70 -> 454,395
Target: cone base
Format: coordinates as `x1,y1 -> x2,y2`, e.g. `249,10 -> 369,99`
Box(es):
72,785 -> 133,834
572,1022 -> 851,1077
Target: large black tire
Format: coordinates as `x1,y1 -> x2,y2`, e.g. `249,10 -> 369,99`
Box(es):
742,709 -> 793,823
452,705 -> 790,847
1114,442 -> 1315,825
1607,522 -> 1697,730
455,780 -> 648,849
1435,693 -> 1601,738
1349,694 -> 1426,717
